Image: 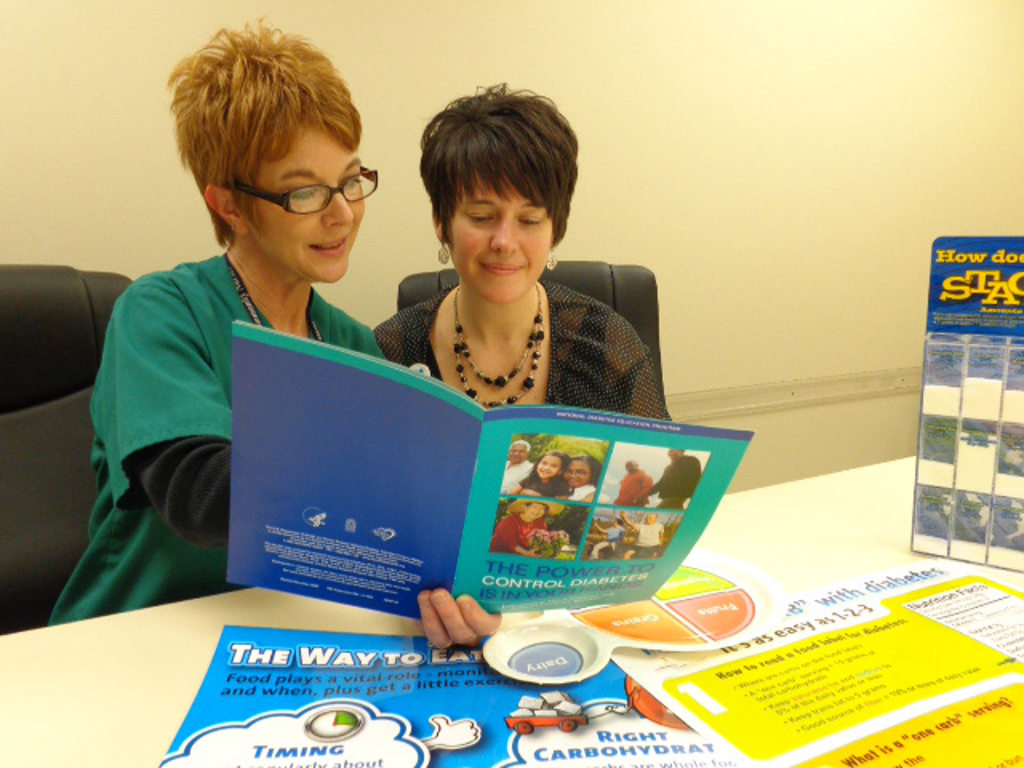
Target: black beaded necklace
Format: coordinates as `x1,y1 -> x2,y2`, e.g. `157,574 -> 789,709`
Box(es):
225,254 -> 322,342
453,285 -> 544,408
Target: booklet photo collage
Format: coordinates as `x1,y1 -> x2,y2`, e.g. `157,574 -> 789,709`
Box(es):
490,432 -> 709,565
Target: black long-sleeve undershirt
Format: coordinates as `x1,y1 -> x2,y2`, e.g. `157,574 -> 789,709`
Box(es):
126,436 -> 232,548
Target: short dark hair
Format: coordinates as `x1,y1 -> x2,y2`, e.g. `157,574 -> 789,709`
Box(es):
420,84 -> 578,246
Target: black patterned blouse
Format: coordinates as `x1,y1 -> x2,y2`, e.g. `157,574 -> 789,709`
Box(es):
373,280 -> 670,420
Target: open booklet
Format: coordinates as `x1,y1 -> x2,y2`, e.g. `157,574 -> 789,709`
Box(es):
227,322 -> 753,618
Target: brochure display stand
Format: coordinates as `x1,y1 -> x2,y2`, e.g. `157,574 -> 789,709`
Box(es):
914,237 -> 1024,571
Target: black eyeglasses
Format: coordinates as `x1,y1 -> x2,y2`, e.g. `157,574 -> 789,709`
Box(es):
234,167 -> 379,214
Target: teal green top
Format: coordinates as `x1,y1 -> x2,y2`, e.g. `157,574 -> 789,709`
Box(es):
50,256 -> 382,624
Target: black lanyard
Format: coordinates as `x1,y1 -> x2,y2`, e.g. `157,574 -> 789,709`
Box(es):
225,254 -> 323,342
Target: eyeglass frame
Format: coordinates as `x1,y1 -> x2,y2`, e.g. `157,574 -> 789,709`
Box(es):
233,167 -> 379,214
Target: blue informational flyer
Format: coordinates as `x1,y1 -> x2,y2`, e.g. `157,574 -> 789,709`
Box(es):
228,323 -> 753,617
160,626 -> 735,768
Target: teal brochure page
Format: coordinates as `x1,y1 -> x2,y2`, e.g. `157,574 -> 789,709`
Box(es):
228,323 -> 753,618
454,407 -> 752,612
228,323 -> 486,618
161,625 -> 728,767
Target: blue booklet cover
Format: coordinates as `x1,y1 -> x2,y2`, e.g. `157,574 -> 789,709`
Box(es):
228,323 -> 753,618
160,626 -> 725,768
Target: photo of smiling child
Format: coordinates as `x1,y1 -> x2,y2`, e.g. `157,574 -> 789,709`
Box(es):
489,498 -> 588,559
503,434 -> 610,502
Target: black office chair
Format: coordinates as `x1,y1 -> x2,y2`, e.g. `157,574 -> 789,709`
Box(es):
396,260 -> 663,387
0,265 -> 131,634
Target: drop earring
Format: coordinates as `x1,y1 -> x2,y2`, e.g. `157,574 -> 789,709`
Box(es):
438,243 -> 452,264
546,251 -> 558,270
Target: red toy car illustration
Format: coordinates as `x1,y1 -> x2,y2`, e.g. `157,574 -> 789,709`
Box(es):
505,692 -> 588,734
505,712 -> 588,734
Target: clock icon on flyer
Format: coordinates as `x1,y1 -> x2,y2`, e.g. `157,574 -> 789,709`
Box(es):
305,707 -> 364,741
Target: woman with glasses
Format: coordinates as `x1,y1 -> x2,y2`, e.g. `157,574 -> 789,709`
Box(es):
374,85 -> 669,648
51,23 -> 382,625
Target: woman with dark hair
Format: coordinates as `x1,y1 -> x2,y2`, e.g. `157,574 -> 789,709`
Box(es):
374,84 -> 667,418
374,84 -> 668,649
511,450 -> 571,498
562,454 -> 603,503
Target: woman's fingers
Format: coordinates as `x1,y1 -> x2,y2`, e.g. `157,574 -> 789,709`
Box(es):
417,590 -> 452,648
455,594 -> 502,637
417,589 -> 501,648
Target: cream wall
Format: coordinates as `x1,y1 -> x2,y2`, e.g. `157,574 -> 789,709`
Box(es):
5,1 -> 1024,488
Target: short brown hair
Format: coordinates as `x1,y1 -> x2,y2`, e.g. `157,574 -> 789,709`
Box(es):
168,22 -> 361,246
420,84 -> 578,247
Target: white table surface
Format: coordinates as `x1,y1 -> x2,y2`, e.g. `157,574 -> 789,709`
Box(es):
3,457 -> 1021,764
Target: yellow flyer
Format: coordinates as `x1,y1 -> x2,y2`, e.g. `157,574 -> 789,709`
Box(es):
614,564 -> 1024,767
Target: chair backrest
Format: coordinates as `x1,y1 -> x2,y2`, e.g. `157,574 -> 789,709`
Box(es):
396,260 -> 663,386
0,265 -> 131,634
